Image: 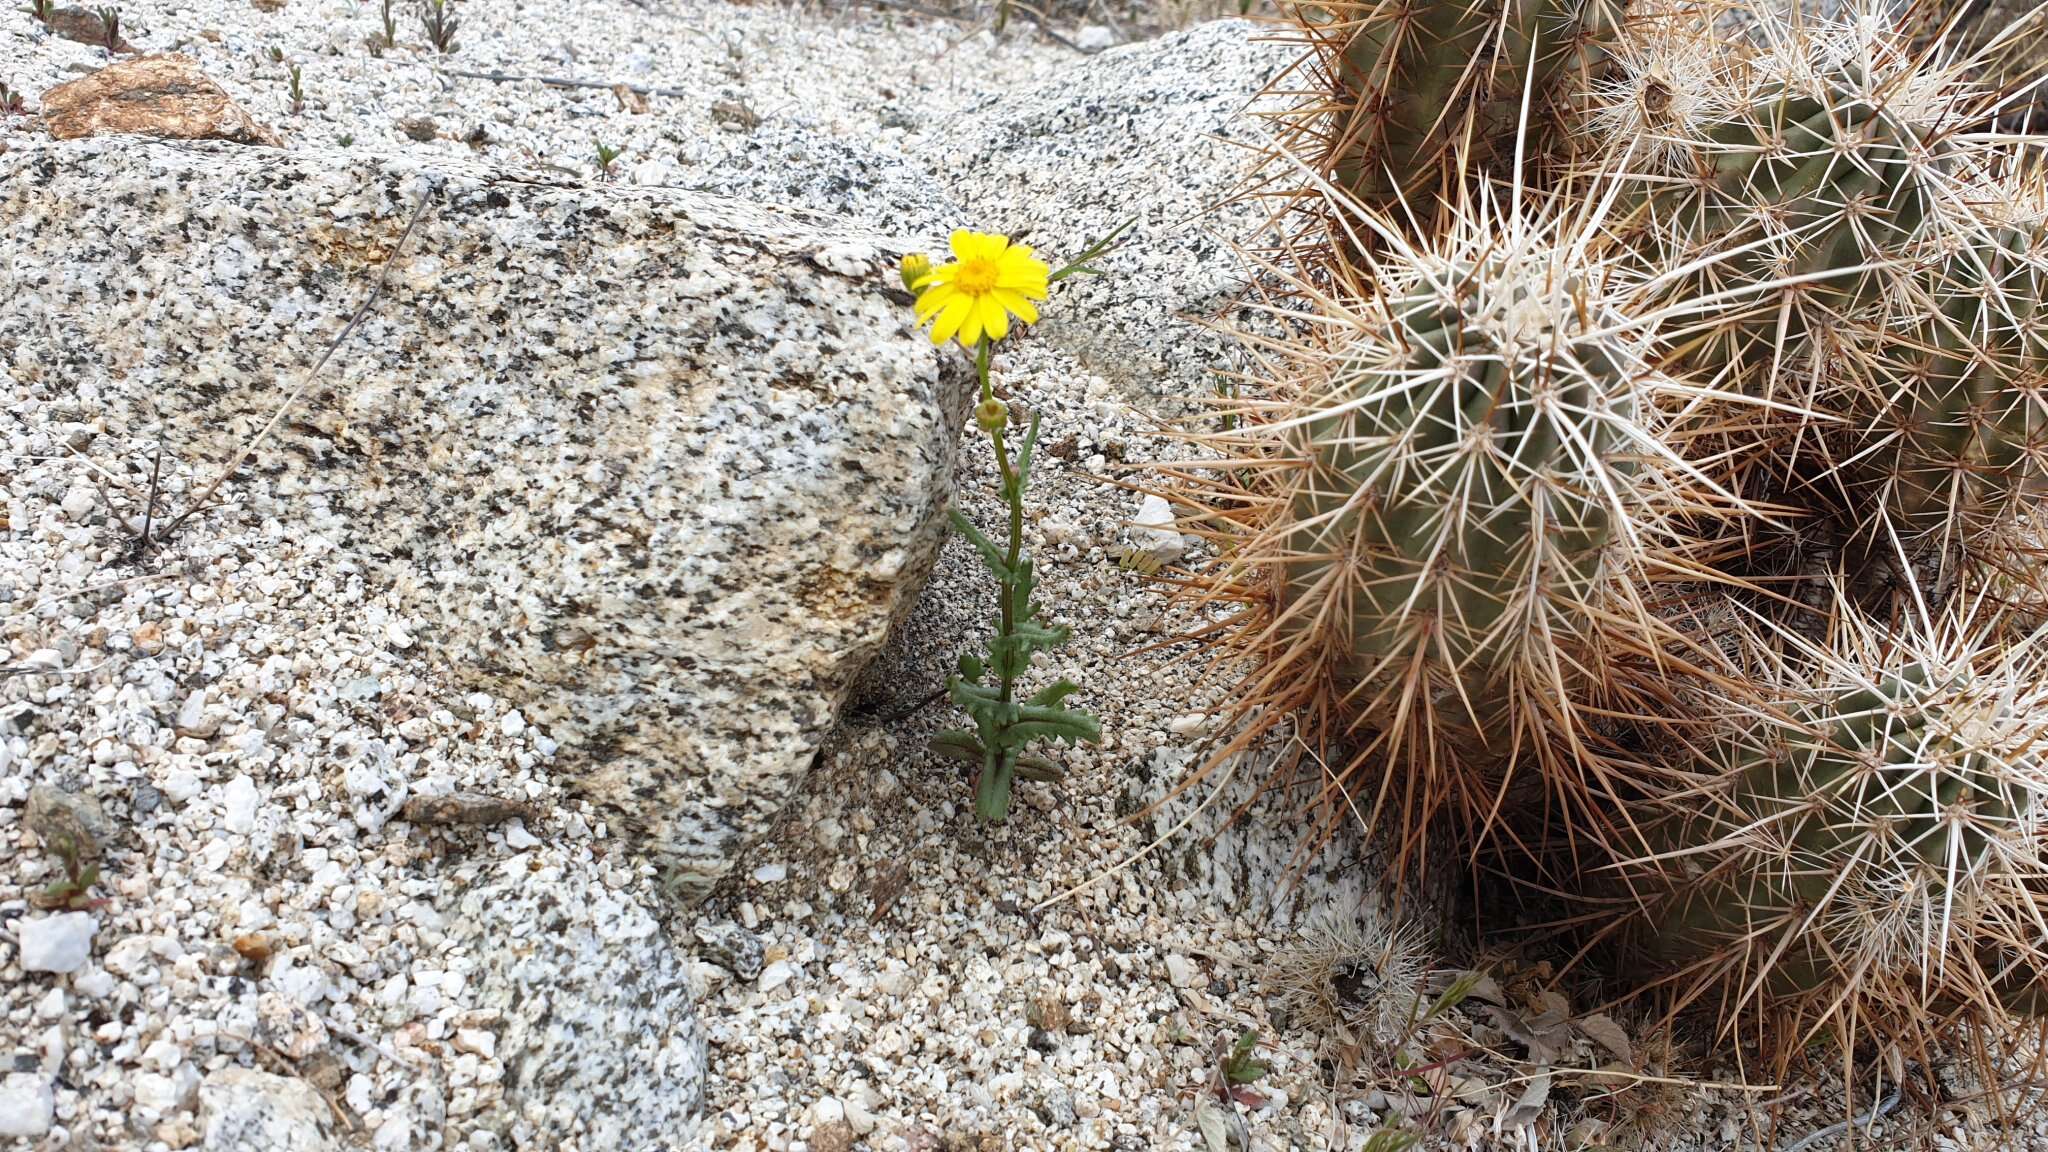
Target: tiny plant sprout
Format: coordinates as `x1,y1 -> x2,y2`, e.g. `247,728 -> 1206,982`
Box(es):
902,223 -> 1130,821
419,0 -> 457,54
96,5 -> 119,49
380,0 -> 397,47
288,63 -> 304,115
593,139 -> 624,180
0,80 -> 26,115
23,0 -> 53,26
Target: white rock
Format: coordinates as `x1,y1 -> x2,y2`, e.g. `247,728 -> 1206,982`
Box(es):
73,968 -> 116,999
199,1067 -> 337,1151
1164,954 -> 1199,988
811,1095 -> 845,1125
502,821 -> 540,850
757,960 -> 796,993
498,710 -> 525,737
845,1096 -> 879,1136
1077,24 -> 1115,51
0,1073 -> 53,1137
34,988 -> 66,1020
142,1037 -> 184,1071
176,688 -> 208,733
453,1029 -> 497,1059
221,774 -> 260,834
448,853 -> 704,1146
19,912 -> 95,973
59,483 -> 96,519
751,862 -> 787,884
1130,494 -> 1187,567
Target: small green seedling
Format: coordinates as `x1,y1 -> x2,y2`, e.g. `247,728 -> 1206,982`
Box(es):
379,0 -> 396,47
419,0 -> 456,53
31,833 -> 107,913
0,80 -> 26,115
287,63 -> 303,114
1208,1028 -> 1270,1109
95,3 -> 118,47
22,0 -> 53,25
593,139 -> 625,179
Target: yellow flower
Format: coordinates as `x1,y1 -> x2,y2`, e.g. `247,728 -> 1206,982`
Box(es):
913,230 -> 1049,347
899,253 -> 932,294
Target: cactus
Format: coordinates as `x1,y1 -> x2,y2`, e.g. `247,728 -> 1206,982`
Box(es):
1837,212 -> 2048,585
1601,10 -> 2000,401
1615,604 -> 2048,1047
1276,0 -> 1624,244
1160,201 -> 1739,864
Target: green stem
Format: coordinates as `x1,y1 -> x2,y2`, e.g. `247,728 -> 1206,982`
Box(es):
974,338 -> 1027,822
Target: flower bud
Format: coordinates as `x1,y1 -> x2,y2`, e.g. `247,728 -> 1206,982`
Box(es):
900,253 -> 933,293
974,398 -> 1009,433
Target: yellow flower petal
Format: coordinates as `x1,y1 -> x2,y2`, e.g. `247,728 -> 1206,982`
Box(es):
930,293 -> 972,345
949,230 -> 977,262
916,284 -> 956,322
981,296 -> 1010,343
993,289 -> 1039,325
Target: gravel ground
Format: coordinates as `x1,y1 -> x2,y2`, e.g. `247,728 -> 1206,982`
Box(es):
7,0 -> 2048,1150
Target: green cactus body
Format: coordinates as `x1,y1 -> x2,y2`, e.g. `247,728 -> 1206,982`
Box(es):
1315,0 -> 1623,229
1638,661 -> 2048,1014
1277,262 -> 1638,755
1850,228 -> 2048,563
1648,68 -> 1940,382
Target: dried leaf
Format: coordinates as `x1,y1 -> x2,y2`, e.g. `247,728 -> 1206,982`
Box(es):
1498,1071 -> 1552,1131
1577,1014 -> 1634,1064
1486,1004 -> 1569,1064
1567,1117 -> 1611,1149
1193,1095 -> 1246,1152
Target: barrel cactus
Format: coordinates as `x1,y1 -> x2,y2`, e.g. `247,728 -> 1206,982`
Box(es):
1616,605 -> 2048,1047
1165,205 -> 1727,859
1277,0 -> 1624,245
1600,10 -> 2000,401
1838,209 -> 2048,584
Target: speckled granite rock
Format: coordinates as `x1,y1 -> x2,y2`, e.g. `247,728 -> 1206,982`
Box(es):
198,1069 -> 337,1152
0,137 -> 967,898
932,19 -> 1294,400
442,854 -> 706,1147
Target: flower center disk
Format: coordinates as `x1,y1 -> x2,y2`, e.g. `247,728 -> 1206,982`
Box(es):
954,258 -> 1000,295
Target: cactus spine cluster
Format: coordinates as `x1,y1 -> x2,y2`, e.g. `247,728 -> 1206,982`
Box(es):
1276,245 -> 1641,757
1276,0 -> 1624,241
1176,0 -> 2048,1087
1619,607 -> 2048,1034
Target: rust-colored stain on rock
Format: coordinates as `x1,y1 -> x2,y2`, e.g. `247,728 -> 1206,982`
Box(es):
41,54 -> 282,146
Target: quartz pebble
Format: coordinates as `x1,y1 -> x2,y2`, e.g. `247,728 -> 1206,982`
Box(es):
0,1074 -> 54,1138
19,913 -> 96,973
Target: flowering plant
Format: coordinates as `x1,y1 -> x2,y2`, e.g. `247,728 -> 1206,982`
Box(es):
903,224 -> 1127,821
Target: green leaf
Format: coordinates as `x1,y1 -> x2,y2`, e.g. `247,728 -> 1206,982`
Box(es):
1049,218 -> 1136,283
1014,754 -> 1064,783
1225,1029 -> 1267,1084
976,748 -> 1018,821
930,730 -> 986,765
957,653 -> 984,681
1005,712 -> 1101,746
1015,412 -> 1044,484
1026,679 -> 1081,707
948,506 -> 1012,578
